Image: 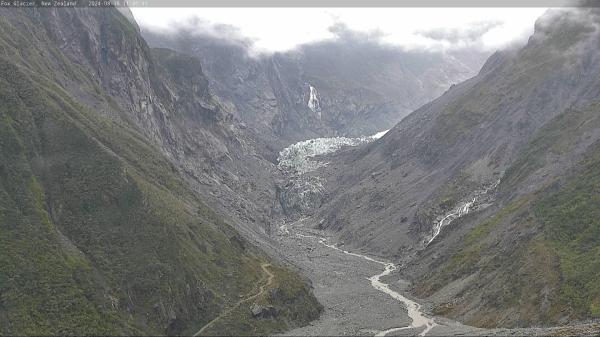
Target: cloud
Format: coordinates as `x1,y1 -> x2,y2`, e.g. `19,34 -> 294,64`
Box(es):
416,21 -> 501,44
327,22 -> 384,43
131,8 -> 548,54
529,7 -> 600,57
141,14 -> 255,51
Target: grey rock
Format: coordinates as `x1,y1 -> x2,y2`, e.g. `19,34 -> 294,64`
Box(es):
250,304 -> 278,319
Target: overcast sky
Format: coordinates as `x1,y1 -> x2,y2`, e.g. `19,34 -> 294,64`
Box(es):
131,8 -> 549,54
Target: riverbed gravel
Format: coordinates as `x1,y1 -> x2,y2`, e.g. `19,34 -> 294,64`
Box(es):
273,218 -> 600,336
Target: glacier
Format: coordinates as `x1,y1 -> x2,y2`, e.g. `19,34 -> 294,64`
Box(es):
276,130 -> 388,216
278,130 -> 388,176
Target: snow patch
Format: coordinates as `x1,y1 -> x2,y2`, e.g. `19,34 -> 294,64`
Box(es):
371,129 -> 389,140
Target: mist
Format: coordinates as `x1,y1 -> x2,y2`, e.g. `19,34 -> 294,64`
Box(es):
131,8 -> 547,56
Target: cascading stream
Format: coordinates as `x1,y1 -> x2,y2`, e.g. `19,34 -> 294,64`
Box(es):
426,198 -> 476,246
425,180 -> 500,246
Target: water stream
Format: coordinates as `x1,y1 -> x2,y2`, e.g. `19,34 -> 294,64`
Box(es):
425,179 -> 500,246
296,232 -> 437,336
278,130 -> 437,336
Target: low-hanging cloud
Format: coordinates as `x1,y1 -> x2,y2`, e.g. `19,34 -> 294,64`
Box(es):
416,21 -> 501,44
132,8 -> 548,55
143,14 -> 255,52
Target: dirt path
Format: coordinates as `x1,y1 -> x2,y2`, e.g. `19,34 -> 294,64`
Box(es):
193,263 -> 275,336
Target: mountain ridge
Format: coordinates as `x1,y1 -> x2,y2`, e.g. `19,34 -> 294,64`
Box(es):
303,7 -> 600,328
0,7 -> 321,335
142,26 -> 487,145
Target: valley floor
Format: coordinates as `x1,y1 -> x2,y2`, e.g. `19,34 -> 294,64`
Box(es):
273,218 -> 600,337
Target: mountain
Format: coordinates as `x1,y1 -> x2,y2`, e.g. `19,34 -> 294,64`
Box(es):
0,7 -> 321,335
309,8 -> 600,328
32,6 -> 287,241
4,4 -> 599,335
412,105 -> 600,327
142,26 -> 487,144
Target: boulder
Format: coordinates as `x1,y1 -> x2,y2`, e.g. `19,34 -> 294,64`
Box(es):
250,303 -> 278,319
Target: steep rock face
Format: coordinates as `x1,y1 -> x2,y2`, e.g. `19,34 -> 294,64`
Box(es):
0,7 -> 320,335
142,29 -> 486,144
311,8 -> 600,327
49,6 -> 288,239
149,47 -> 285,240
21,7 -> 287,240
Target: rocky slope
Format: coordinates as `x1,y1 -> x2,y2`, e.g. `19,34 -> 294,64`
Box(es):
0,7 -> 321,335
310,7 -> 600,328
412,105 -> 600,327
142,27 -> 487,145
24,6 -> 286,241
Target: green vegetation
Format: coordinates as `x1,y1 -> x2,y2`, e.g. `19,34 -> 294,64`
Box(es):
433,98 -> 489,147
534,141 -> 600,319
503,107 -> 600,188
418,106 -> 600,327
465,197 -> 531,246
0,7 -> 320,335
0,63 -> 133,334
418,197 -> 531,297
201,265 -> 322,336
